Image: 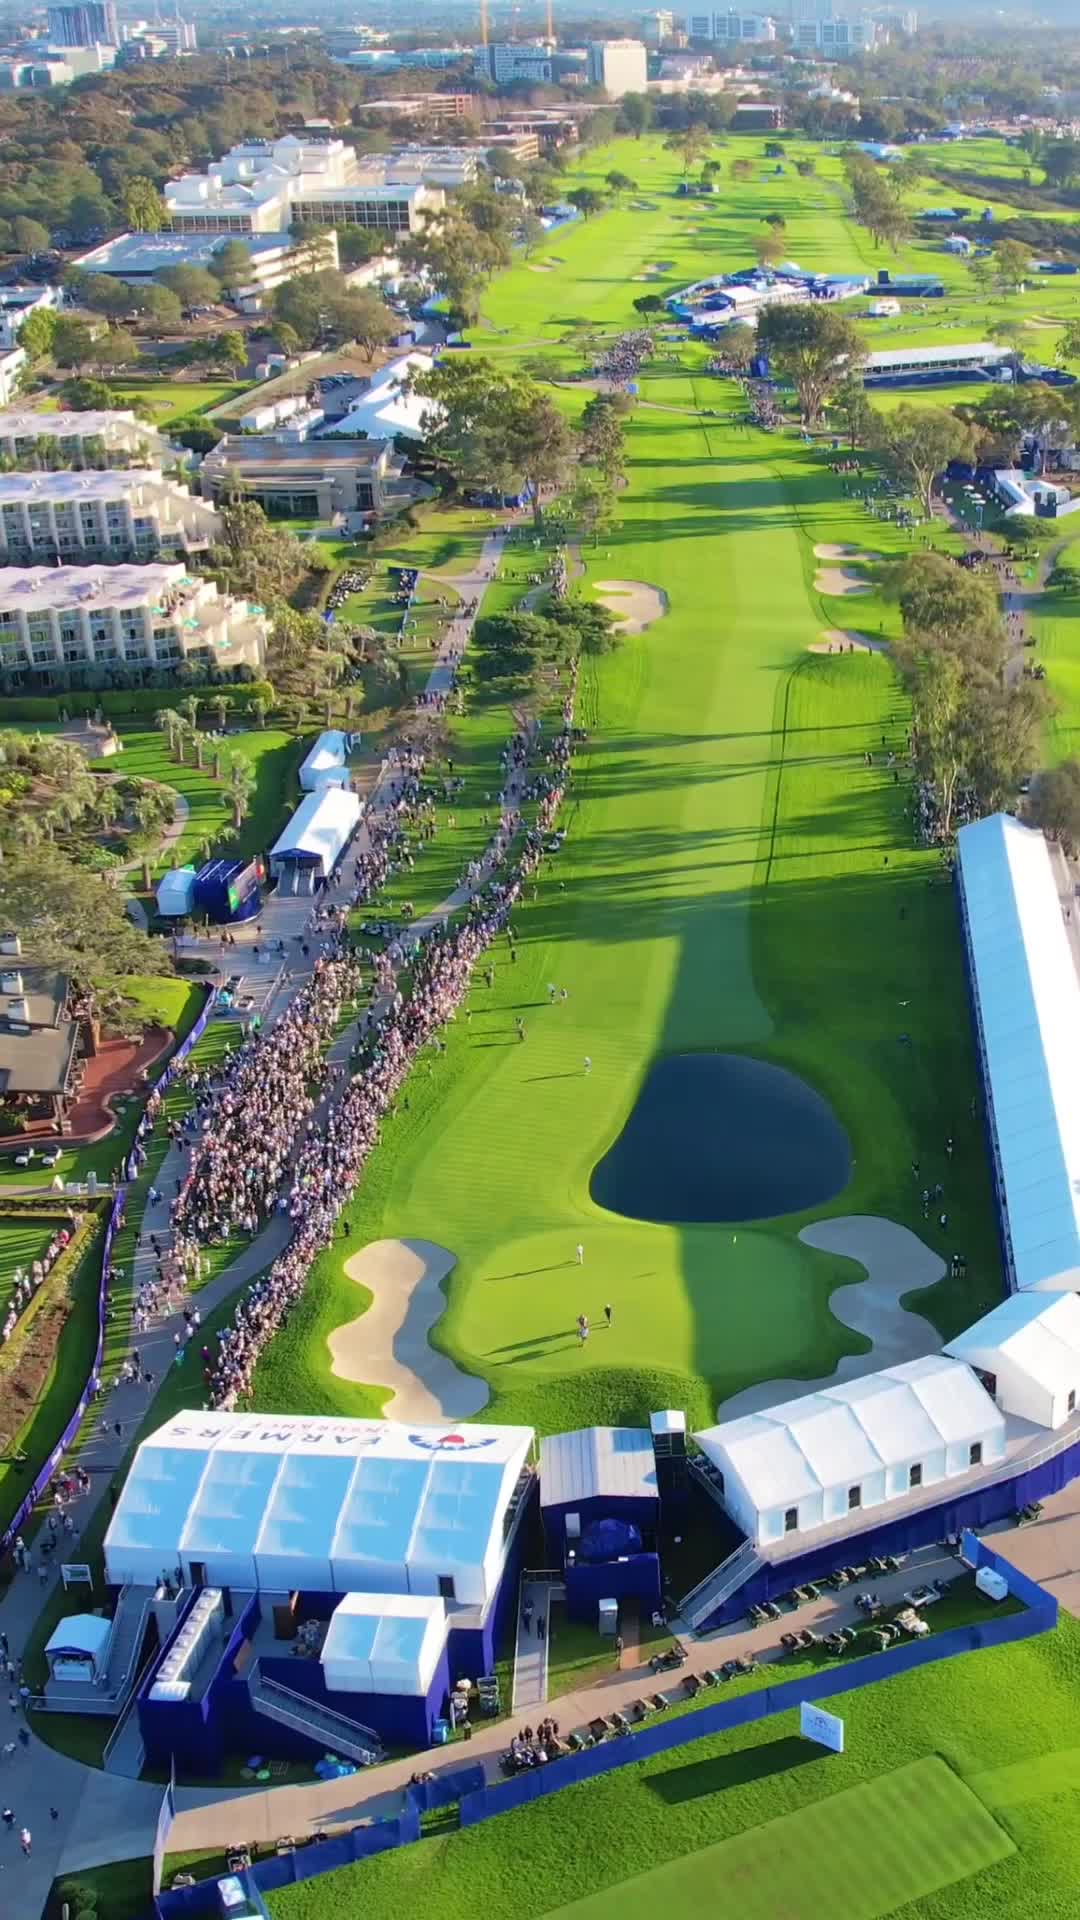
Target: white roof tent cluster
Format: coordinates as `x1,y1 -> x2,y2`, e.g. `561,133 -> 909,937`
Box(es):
268,786 -> 362,881
540,1424 -> 659,1508
104,1412 -> 533,1608
322,1591 -> 447,1698
698,1357 -> 1006,1550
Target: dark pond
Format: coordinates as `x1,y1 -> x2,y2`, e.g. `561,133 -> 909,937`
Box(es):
590,1052 -> 851,1225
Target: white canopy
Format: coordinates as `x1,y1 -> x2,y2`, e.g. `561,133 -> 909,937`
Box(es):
155,867 -> 196,917
269,786 -> 362,880
697,1356 -> 1005,1546
957,813 -> 1080,1291
947,1290 -> 1080,1429
45,1612 -> 111,1682
298,730 -> 351,793
321,1591 -> 447,1697
105,1411 -> 534,1607
322,352 -> 435,441
540,1427 -> 658,1509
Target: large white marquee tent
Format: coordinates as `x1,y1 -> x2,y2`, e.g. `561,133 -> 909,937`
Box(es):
268,786 -> 362,881
104,1412 -> 534,1605
697,1357 -> 1006,1547
321,1592 -> 447,1697
957,812 -> 1080,1293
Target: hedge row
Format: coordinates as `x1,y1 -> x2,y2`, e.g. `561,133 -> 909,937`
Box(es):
0,682 -> 276,723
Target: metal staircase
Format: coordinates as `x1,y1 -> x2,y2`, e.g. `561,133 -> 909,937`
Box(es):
247,1662 -> 383,1766
678,1540 -> 764,1631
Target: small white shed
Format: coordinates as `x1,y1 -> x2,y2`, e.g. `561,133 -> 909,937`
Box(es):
946,1290 -> 1080,1430
45,1613 -> 112,1685
155,867 -> 196,918
298,730 -> 351,793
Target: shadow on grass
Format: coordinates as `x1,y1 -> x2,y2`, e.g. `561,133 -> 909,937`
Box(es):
647,1734 -> 823,1804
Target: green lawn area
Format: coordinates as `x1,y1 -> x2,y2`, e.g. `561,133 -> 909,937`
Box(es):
101,378 -> 249,425
95,726 -> 301,875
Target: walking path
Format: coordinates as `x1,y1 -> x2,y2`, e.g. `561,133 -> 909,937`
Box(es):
510,1580 -> 552,1715
0,532 -> 508,1917
716,1216 -> 943,1419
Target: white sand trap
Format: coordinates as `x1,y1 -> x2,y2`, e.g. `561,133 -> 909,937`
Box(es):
329,1237 -> 488,1421
595,579 -> 669,635
810,633 -> 883,655
716,1216 -> 944,1419
816,567 -> 873,597
527,263 -> 554,274
813,543 -> 883,562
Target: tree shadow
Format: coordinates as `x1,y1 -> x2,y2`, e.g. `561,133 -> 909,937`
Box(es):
647,1735 -> 823,1804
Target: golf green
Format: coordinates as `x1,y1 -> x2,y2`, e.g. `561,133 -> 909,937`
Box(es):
590,1052 -> 851,1223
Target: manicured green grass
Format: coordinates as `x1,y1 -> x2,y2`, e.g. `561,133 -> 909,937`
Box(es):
95,726 -> 300,874
265,1607 -> 1080,1920
545,1757 -> 1013,1920
49,1857 -> 153,1920
0,1211 -> 103,1534
102,378 -> 248,425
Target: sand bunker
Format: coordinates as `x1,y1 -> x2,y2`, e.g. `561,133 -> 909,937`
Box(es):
329,1237 -> 488,1421
816,567 -> 873,597
716,1216 -> 943,1419
810,629 -> 889,655
595,579 -> 669,635
527,263 -> 554,274
813,544 -> 883,562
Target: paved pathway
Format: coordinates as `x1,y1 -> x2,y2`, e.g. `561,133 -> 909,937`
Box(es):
0,531 -> 508,1916
510,1580 -> 552,1714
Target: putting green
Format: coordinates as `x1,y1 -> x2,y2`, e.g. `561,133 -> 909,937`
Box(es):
540,1757 -> 1014,1920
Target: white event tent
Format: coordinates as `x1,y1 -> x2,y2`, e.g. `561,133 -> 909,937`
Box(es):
957,813 -> 1080,1293
104,1411 -> 534,1606
320,352 -> 435,442
946,1290 -> 1080,1431
298,730 -> 353,793
268,786 -> 362,881
321,1592 -> 447,1697
540,1426 -> 658,1509
697,1357 -> 1006,1548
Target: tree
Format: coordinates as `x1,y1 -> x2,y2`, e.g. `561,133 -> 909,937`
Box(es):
210,239 -> 254,294
335,288 -> 396,360
567,188 -> 606,222
159,264 -> 221,309
570,468 -> 617,547
796,159 -> 816,177
754,231 -> 786,268
730,159 -> 754,183
528,353 -> 564,384
872,404 -> 978,519
579,391 -> 628,487
893,550 -> 1003,665
272,321 -> 302,358
12,216 -> 50,255
98,326 -> 140,370
122,176 -> 165,234
18,307 -> 58,362
75,273 -> 132,319
664,124 -> 711,177
1048,562 -> 1080,596
633,293 -> 666,317
410,358 -> 576,527
993,239 -> 1032,294
212,329 -> 247,375
131,283 -> 183,330
211,502 -> 307,603
52,317 -> 98,372
1029,759 -> 1080,852
830,373 -> 875,451
763,212 -> 786,230
618,93 -> 653,139
605,170 -> 636,200
227,756 -> 256,831
755,304 -> 865,427
0,845 -> 169,1028
1057,317 -> 1080,367
521,212 -> 546,258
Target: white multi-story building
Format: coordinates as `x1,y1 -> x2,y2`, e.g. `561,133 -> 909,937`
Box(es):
72,229 -> 339,313
0,410 -> 172,468
690,11 -> 777,42
0,471 -> 220,565
0,352 -> 26,409
163,134 -> 443,237
474,44 -> 553,84
0,563 -> 267,683
789,12 -> 882,51
641,10 -> 678,42
587,39 -> 649,97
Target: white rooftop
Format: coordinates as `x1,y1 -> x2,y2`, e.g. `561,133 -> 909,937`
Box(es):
864,343 -> 1010,370
322,352 -> 435,442
698,1356 -> 1004,1510
0,562 -> 193,615
269,785 -> 362,871
321,1591 -> 447,1697
540,1426 -> 658,1509
957,812 -> 1080,1290
947,1290 -> 1080,1399
0,468 -> 176,505
105,1411 -> 533,1605
0,409 -> 150,439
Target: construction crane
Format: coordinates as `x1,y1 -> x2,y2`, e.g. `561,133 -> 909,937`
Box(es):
479,0 -> 489,47
546,0 -> 554,41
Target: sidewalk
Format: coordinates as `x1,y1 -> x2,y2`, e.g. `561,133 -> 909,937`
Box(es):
0,528 -> 508,1917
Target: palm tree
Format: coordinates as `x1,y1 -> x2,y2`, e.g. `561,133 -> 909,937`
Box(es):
94,782 -> 120,833
228,757 -> 255,831
179,694 -> 200,734
157,706 -> 183,759
249,693 -> 269,730
192,730 -> 207,770
210,693 -> 228,733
